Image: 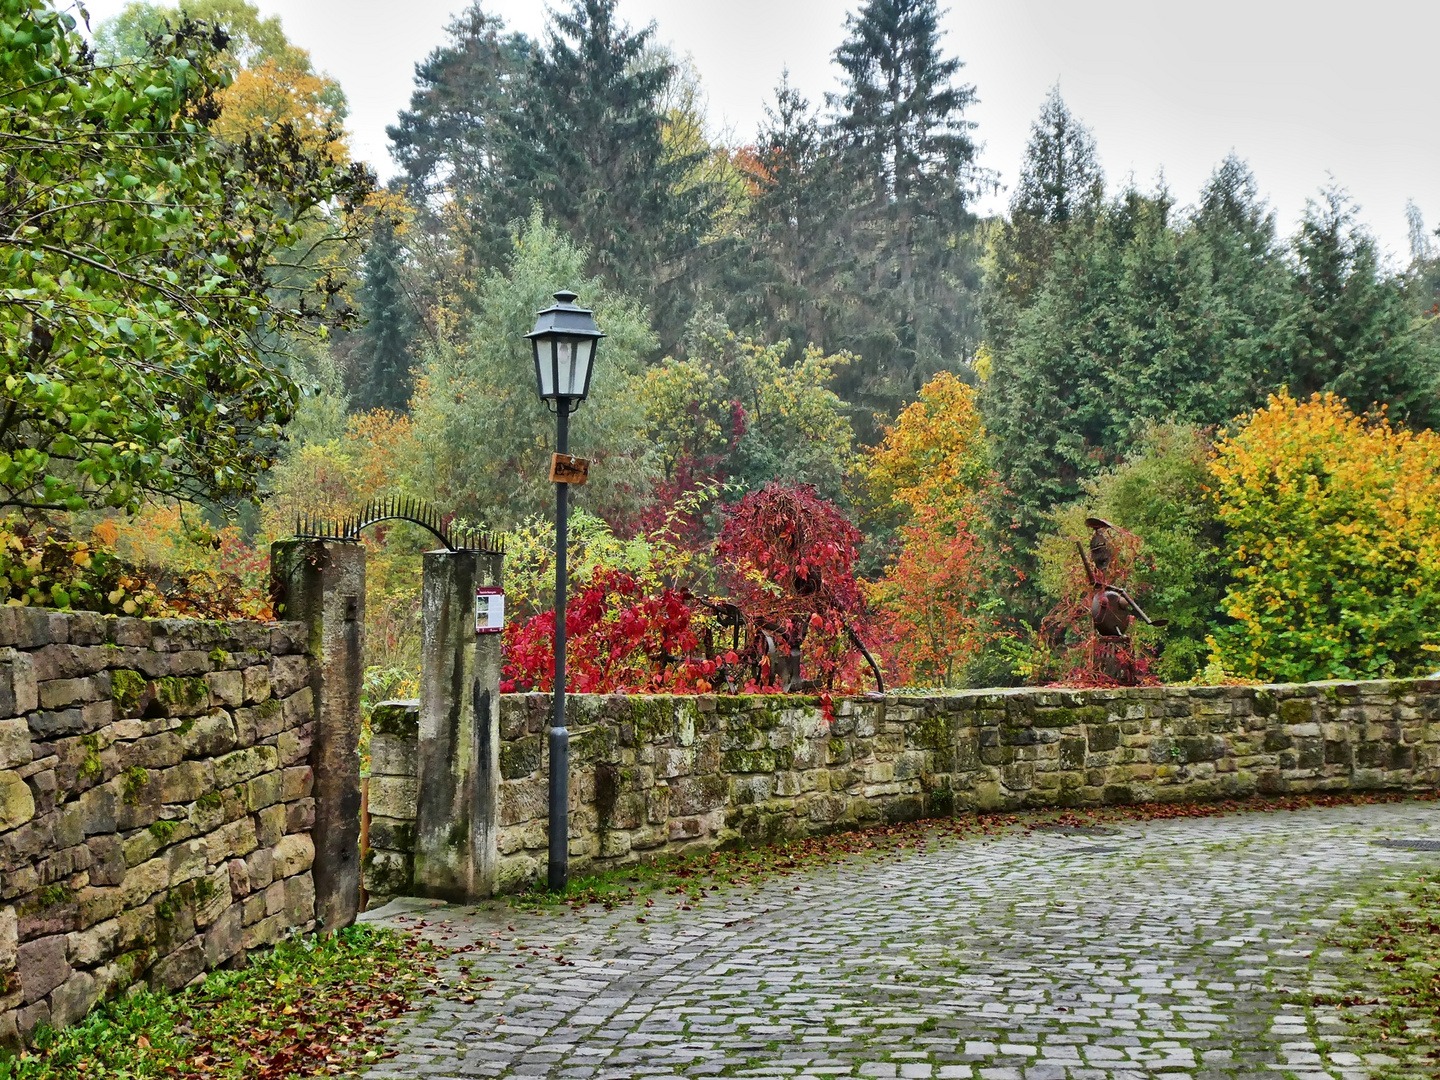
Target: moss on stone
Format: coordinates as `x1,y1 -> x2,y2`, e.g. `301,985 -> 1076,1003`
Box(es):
1279,699 -> 1313,724
500,736 -> 543,780
722,747 -> 791,773
122,766 -> 149,805
1254,690 -> 1277,716
913,714 -> 956,750
111,669 -> 148,716
208,648 -> 231,668
157,675 -> 208,710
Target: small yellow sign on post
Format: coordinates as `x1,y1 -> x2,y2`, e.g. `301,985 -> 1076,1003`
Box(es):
550,454 -> 590,485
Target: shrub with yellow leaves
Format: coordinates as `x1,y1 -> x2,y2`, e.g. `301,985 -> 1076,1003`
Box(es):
1207,392 -> 1440,681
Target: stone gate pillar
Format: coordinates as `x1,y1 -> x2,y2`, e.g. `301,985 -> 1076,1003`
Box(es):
269,539 -> 365,932
414,548 -> 503,900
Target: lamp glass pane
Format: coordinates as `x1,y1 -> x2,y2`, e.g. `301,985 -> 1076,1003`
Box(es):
577,338 -> 595,389
535,340 -> 555,396
556,339 -> 577,395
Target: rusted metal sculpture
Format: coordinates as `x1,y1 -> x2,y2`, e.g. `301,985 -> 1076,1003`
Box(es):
701,597 -> 885,696
1072,518 -> 1167,686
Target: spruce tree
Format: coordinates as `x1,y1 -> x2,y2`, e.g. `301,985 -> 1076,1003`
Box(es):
718,77 -> 859,360
506,0 -> 723,338
387,3 -> 535,270
828,0 -> 987,433
1285,190 -> 1440,428
352,213 -> 418,414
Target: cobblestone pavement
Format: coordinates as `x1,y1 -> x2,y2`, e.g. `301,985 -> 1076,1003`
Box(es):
360,801 -> 1440,1080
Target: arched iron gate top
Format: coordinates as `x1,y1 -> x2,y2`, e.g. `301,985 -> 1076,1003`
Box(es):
293,496 -> 505,554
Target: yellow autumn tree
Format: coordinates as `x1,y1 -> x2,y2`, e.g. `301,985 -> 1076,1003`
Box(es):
863,372 -> 1008,687
1208,392 -> 1440,681
865,371 -> 989,518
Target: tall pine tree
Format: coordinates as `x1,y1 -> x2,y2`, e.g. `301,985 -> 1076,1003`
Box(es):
505,0 -> 723,340
1284,190 -> 1440,428
718,77 -> 858,360
388,4 -> 535,272
828,0 -> 987,434
351,210 -> 418,413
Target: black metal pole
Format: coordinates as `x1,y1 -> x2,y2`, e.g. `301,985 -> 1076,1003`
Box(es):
548,400 -> 570,892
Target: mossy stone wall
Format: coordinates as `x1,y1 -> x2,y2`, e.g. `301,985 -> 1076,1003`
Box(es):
0,610 -> 317,1049
491,680 -> 1439,892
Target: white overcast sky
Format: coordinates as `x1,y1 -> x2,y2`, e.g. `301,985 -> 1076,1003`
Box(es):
77,0 -> 1439,263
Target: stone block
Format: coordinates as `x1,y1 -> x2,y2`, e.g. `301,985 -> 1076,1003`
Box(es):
245,847 -> 274,891
65,918 -> 119,967
16,1000 -> 49,1044
119,732 -> 183,771
283,874 -> 314,925
119,857 -> 170,909
204,671 -> 244,708
226,858 -> 250,897
204,817 -> 258,863
0,906 -> 14,973
368,775 -> 418,820
263,879 -> 286,918
38,676 -> 107,711
242,666 -> 271,705
284,798 -> 314,834
159,760 -> 214,805
369,734 -> 417,778
195,869 -> 231,929
0,770 -> 35,831
214,745 -> 278,789
204,903 -> 243,967
281,766 -> 312,801
273,834 -> 315,878
362,850 -> 412,898
0,719 -> 31,770
84,835 -> 126,887
244,770 -> 284,812
269,656 -> 310,699
242,913 -> 284,951
149,938 -> 204,991
17,935 -> 68,1004
166,839 -> 207,886
181,712 -> 237,760
255,804 -> 285,848
280,689 -> 313,729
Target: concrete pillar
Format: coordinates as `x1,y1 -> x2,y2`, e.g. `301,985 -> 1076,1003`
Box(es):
414,548 -> 503,900
270,540 -> 365,931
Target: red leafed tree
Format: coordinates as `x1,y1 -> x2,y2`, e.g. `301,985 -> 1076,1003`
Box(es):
866,505 -> 991,687
714,482 -> 868,690
501,568 -> 721,694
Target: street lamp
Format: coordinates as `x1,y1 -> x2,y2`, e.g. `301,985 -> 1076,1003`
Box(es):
527,290 -> 604,892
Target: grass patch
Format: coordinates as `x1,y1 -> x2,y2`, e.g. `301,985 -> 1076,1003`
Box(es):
0,926 -> 438,1079
1316,871 -> 1440,1073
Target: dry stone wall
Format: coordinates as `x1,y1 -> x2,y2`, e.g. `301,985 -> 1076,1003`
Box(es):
363,700 -> 419,907
0,610 -> 318,1048
494,679 -> 1439,891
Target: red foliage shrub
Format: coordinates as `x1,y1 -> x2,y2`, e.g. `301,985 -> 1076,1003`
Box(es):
501,568 -> 722,694
714,482 -> 868,690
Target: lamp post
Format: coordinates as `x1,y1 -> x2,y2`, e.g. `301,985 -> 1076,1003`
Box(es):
527,290 -> 604,892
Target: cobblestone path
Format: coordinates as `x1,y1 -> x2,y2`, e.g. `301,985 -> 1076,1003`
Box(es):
360,800 -> 1440,1080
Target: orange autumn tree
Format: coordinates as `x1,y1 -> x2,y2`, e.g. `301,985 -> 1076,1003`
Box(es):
1208,392 -> 1440,681
863,372 -> 1006,687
